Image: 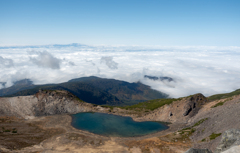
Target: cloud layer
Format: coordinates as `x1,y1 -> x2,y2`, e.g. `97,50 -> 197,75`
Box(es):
101,56 -> 118,70
0,56 -> 14,68
0,44 -> 240,98
29,51 -> 61,69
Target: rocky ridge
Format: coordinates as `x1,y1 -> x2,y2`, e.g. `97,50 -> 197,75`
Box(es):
0,90 -> 108,119
133,93 -> 208,123
0,89 -> 240,153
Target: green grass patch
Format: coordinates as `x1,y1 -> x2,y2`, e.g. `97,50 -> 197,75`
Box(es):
120,98 -> 181,111
189,128 -> 196,135
193,118 -> 208,127
211,102 -> 224,108
3,129 -> 11,132
201,138 -> 206,142
208,89 -> 240,101
209,133 -> 221,140
211,97 -> 233,108
177,118 -> 208,139
101,105 -> 114,110
176,127 -> 196,141
182,127 -> 192,131
75,97 -> 85,103
178,127 -> 196,135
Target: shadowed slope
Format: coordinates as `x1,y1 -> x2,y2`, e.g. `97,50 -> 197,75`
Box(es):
1,76 -> 168,106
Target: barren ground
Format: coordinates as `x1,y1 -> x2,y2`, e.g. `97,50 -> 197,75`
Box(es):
0,114 -> 191,153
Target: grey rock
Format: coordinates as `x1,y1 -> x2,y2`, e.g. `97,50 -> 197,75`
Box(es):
215,129 -> 240,153
221,145 -> 240,153
185,148 -> 212,153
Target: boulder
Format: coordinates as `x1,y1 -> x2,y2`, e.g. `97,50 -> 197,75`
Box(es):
221,145 -> 240,153
215,129 -> 240,153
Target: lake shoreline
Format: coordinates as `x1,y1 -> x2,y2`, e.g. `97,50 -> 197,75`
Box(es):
59,112 -> 187,141
70,112 -> 169,137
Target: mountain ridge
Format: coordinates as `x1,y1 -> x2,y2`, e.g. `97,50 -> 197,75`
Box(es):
0,76 -> 168,106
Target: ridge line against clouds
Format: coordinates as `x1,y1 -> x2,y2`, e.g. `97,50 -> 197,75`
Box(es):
0,44 -> 240,98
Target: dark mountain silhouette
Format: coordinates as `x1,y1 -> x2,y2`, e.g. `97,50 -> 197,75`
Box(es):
0,79 -> 35,97
144,75 -> 174,82
0,82 -> 6,88
0,76 -> 168,106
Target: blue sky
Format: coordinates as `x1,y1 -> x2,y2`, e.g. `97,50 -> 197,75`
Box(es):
0,0 -> 239,46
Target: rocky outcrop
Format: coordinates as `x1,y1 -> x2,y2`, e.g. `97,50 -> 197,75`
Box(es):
0,90 -> 108,119
0,96 -> 38,119
221,145 -> 240,153
131,93 -> 208,124
185,148 -> 212,153
183,93 -> 208,117
215,129 -> 240,153
33,90 -> 93,116
186,129 -> 240,153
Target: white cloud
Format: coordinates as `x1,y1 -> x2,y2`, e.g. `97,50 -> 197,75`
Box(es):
0,44 -> 240,98
28,51 -> 61,69
0,56 -> 14,68
100,56 -> 118,69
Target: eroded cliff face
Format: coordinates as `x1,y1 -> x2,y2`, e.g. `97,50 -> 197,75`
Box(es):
0,96 -> 38,119
0,90 -> 108,119
0,89 -> 208,124
33,90 -> 95,116
112,93 -> 208,124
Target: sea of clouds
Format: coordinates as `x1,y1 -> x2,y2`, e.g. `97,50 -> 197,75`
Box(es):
0,44 -> 240,98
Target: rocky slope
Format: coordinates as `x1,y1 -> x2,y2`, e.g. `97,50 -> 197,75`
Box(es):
186,129 -> 240,153
103,93 -> 209,124
0,90 -> 108,119
215,129 -> 240,153
102,93 -> 240,152
0,89 -> 240,153
135,93 -> 208,123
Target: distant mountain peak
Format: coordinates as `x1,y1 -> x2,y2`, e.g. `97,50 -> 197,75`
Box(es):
13,79 -> 33,86
0,82 -> 6,88
144,75 -> 174,82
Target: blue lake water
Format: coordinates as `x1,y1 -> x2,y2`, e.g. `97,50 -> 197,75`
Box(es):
71,112 -> 168,137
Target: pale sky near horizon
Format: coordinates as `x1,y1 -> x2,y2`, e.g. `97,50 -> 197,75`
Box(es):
0,0 -> 239,46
